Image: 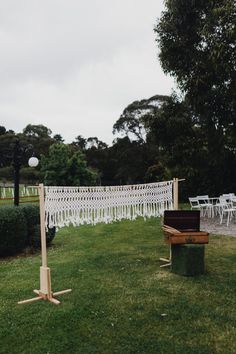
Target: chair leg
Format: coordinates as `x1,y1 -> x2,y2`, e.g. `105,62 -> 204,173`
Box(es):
227,212 -> 230,227
220,212 -> 223,224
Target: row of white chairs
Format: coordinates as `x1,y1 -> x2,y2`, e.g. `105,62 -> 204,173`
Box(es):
189,194 -> 236,226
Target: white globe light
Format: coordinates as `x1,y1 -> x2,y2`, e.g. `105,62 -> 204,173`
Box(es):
28,157 -> 39,167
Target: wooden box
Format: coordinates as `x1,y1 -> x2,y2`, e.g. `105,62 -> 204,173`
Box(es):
163,210 -> 209,245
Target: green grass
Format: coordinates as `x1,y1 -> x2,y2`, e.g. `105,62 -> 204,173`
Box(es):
0,217 -> 236,354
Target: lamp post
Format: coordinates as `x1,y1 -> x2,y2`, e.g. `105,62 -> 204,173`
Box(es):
12,140 -> 39,206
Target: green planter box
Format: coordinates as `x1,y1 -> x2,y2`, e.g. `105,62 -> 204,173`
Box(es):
171,244 -> 205,276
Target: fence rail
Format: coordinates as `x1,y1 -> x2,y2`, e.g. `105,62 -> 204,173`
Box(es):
0,185 -> 39,205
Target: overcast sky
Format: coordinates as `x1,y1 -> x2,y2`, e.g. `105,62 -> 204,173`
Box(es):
0,0 -> 175,145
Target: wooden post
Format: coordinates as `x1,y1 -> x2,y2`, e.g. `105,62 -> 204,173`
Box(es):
160,177 -> 185,268
173,178 -> 179,210
18,184 -> 72,305
39,184 -> 47,267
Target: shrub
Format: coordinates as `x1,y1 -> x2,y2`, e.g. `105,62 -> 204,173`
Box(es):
29,224 -> 56,248
20,204 -> 56,248
0,206 -> 27,256
20,204 -> 40,244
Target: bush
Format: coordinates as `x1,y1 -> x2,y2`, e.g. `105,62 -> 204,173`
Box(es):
20,204 -> 56,248
29,224 -> 56,248
20,204 -> 40,245
0,206 -> 27,256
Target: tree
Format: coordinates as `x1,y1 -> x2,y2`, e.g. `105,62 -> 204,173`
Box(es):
108,137 -> 149,185
53,134 -> 64,143
113,95 -> 169,143
20,124 -> 55,159
112,95 -> 172,185
149,95 -> 210,196
23,124 -> 52,138
155,0 -> 236,194
0,126 -> 6,135
155,0 -> 236,140
40,144 -> 97,186
0,131 -> 16,168
71,135 -> 87,150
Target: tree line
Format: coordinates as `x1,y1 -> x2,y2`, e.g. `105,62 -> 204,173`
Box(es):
0,0 -> 235,200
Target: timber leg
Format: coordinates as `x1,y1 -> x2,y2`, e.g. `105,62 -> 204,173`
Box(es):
18,267 -> 72,305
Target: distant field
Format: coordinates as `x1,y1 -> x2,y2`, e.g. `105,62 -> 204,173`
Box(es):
0,217 -> 236,353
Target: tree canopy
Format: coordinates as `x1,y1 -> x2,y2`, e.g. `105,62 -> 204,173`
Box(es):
154,0 -> 236,195
40,144 -> 97,186
155,0 -> 236,137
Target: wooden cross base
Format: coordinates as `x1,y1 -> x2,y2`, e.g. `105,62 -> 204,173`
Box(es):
159,247 -> 172,268
18,266 -> 72,305
18,288 -> 72,305
159,258 -> 171,267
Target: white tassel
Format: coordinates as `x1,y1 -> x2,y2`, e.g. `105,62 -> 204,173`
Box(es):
44,181 -> 173,229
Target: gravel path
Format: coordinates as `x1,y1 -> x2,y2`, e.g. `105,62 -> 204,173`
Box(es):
200,217 -> 236,237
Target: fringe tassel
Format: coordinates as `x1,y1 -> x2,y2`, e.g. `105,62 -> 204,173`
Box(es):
45,181 -> 174,230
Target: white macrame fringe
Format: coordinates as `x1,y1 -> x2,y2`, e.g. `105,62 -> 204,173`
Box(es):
44,181 -> 173,230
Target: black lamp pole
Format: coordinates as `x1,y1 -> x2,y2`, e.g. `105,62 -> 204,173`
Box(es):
12,139 -> 38,206
12,140 -> 21,206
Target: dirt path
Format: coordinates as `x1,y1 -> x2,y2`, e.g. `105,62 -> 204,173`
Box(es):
200,217 -> 236,237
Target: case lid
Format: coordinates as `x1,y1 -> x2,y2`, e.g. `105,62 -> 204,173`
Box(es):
163,210 -> 200,232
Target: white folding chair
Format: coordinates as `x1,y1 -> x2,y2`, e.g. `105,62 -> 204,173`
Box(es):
189,197 -> 200,210
218,197 -> 236,226
197,195 -> 213,217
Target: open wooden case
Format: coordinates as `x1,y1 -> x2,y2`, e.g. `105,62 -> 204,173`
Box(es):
163,210 -> 209,245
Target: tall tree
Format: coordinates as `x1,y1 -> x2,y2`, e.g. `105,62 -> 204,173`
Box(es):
40,144 -> 97,186
155,0 -> 236,141
20,124 -> 55,159
113,95 -> 169,143
155,0 -> 236,194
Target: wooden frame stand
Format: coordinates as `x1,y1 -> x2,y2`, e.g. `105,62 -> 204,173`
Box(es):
18,266 -> 72,305
18,184 -> 72,305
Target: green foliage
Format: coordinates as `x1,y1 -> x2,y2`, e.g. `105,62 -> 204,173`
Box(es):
144,162 -> 171,183
53,134 -> 64,143
28,225 -> 56,248
108,137 -> 149,185
0,131 -> 16,168
41,143 -> 97,186
110,96 -> 171,185
23,124 -> 52,138
18,124 -> 55,163
0,126 -> 6,135
154,0 -> 236,196
155,0 -> 236,131
20,204 -> 40,244
0,166 -> 13,182
155,1 -> 236,134
20,167 -> 40,184
0,206 -> 27,256
20,204 -> 56,248
113,94 -> 169,143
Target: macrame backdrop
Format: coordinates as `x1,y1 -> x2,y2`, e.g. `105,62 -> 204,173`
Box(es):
44,180 -> 173,230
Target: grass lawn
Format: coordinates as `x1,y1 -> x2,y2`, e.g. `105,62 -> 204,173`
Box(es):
0,217 -> 236,354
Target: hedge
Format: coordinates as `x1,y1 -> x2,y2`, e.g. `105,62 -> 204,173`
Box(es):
20,204 -> 56,248
0,206 -> 27,256
0,204 -> 56,257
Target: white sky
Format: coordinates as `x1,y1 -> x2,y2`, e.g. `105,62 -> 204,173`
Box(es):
0,0 -> 175,145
